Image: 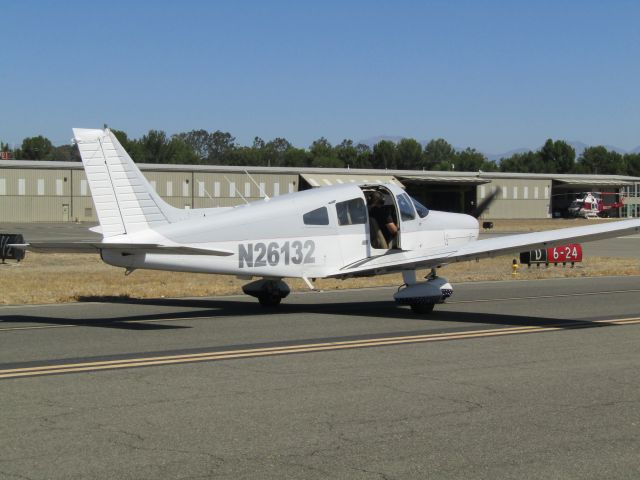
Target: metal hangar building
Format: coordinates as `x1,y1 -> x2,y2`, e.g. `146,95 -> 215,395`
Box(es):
0,161 -> 638,222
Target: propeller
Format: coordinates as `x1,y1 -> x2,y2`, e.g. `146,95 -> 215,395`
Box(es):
471,189 -> 499,219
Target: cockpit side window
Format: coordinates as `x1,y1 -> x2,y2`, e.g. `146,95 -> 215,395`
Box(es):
336,198 -> 367,226
397,193 -> 416,221
303,206 -> 329,225
411,196 -> 430,218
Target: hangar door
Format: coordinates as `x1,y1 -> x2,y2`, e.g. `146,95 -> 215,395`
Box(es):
398,175 -> 491,214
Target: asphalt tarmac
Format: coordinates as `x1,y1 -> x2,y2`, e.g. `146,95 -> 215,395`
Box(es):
1,276 -> 639,479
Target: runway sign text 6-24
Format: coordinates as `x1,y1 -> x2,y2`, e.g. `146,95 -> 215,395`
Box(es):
520,244 -> 582,265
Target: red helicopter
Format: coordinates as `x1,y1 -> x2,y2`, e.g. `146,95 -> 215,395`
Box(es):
567,192 -> 624,218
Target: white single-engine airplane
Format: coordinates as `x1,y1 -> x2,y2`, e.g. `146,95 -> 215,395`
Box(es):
15,128 -> 640,313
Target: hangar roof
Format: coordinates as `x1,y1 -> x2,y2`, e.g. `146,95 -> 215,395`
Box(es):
2,160 -> 640,184
299,173 -> 403,188
399,175 -> 491,185
553,177 -> 635,186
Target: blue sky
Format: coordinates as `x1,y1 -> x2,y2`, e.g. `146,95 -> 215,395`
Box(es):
2,0 -> 639,153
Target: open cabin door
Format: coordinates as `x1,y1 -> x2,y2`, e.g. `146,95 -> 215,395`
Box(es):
334,195 -> 370,266
393,190 -> 422,250
362,185 -> 422,252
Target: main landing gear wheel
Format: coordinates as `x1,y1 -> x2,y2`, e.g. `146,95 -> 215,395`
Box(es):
242,279 -> 290,307
410,303 -> 435,314
258,295 -> 282,307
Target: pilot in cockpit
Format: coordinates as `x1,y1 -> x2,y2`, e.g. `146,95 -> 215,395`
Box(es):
368,191 -> 398,248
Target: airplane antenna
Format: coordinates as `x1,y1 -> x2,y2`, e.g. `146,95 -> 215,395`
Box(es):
244,169 -> 270,200
224,176 -> 249,205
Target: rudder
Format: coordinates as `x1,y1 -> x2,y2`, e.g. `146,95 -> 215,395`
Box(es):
74,128 -> 181,237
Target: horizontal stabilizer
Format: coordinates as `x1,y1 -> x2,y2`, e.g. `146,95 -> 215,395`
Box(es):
10,243 -> 234,256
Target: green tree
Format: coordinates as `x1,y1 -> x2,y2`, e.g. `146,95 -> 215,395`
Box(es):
137,130 -> 198,164
309,137 -> 333,158
168,137 -> 199,164
540,139 -> 575,173
46,144 -> 80,162
174,129 -> 212,160
334,139 -> 358,168
353,143 -> 372,168
372,140 -> 396,169
112,129 -> 144,162
455,148 -> 496,172
576,146 -> 625,175
423,138 -> 455,170
264,137 -> 293,167
499,151 -> 544,173
309,137 -> 342,167
18,135 -> 53,160
283,147 -> 309,167
625,153 -> 640,177
207,131 -> 237,165
395,138 -> 422,170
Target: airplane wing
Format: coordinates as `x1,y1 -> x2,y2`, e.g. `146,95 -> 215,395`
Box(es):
10,242 -> 234,256
335,219 -> 640,277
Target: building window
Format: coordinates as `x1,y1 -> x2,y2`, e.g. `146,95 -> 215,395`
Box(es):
523,186 -> 529,199
259,182 -> 266,197
150,180 -> 157,191
80,179 -> 88,196
244,182 -> 251,198
198,181 -> 205,197
213,182 -> 220,197
513,186 -> 518,200
534,186 -> 539,199
166,181 -> 173,196
229,182 -> 236,197
544,186 -> 550,199
273,183 -> 280,196
182,180 -> 189,197
479,185 -> 485,199
289,182 -> 295,194
37,179 -> 45,196
56,179 -> 63,196
18,179 -> 26,196
501,186 -> 508,199
0,179 -> 5,195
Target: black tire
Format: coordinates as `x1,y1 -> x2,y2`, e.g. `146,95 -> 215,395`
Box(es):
410,303 -> 435,314
258,295 -> 282,307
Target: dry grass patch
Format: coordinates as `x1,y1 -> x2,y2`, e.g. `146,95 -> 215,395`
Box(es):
0,252 -> 638,305
482,217 -> 619,232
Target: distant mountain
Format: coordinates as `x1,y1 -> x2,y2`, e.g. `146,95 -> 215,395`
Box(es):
567,141 -> 588,157
485,148 -> 529,162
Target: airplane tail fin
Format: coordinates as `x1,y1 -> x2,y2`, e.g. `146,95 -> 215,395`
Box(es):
73,128 -> 184,238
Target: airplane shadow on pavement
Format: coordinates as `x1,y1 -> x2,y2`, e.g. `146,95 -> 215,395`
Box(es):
0,296 -> 612,332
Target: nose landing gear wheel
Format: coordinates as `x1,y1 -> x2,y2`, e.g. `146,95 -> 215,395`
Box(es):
410,303 -> 435,314
258,295 -> 282,307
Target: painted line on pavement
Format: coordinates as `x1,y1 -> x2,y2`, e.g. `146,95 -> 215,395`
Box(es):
1,317 -> 639,380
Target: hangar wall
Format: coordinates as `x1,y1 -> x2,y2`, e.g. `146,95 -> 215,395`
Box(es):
478,178 -> 552,219
0,163 -> 298,222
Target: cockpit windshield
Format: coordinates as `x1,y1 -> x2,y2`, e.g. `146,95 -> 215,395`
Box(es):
411,197 -> 429,218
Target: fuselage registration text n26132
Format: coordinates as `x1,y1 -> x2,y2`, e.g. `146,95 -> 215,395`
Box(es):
238,240 -> 316,268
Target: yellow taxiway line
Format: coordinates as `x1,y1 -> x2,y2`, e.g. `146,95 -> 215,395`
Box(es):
1,317 -> 639,379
